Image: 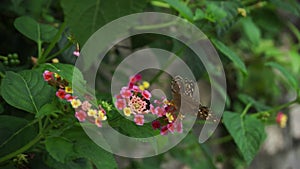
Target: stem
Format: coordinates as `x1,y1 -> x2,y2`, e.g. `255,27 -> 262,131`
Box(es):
0,119 -> 39,149
37,24 -> 42,59
40,22 -> 67,63
134,19 -> 178,30
199,143 -> 217,169
0,72 -> 5,78
209,135 -> 232,145
0,133 -> 43,163
0,55 -> 7,60
241,103 -> 252,118
38,41 -> 72,64
252,99 -> 298,117
149,46 -> 185,84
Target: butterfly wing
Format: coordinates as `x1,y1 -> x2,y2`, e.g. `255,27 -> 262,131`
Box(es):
171,76 -> 217,122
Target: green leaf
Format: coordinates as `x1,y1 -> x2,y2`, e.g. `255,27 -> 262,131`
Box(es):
14,16 -> 58,43
211,38 -> 248,75
36,103 -> 62,118
270,0 -> 300,16
288,22 -> 300,43
46,155 -> 93,169
61,0 -> 148,45
194,8 -> 205,21
1,70 -> 54,114
240,17 -> 261,45
63,127 -> 117,169
265,62 -> 298,90
45,137 -> 74,163
163,0 -> 194,21
223,111 -> 266,165
0,116 -> 37,157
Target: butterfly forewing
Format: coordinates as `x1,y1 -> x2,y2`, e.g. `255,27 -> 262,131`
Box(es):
170,76 -> 217,122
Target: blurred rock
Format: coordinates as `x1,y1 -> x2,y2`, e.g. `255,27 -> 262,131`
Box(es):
289,104 -> 300,139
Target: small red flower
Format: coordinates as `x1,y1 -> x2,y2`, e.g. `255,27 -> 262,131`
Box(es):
152,120 -> 161,130
130,74 -> 142,83
75,110 -> 87,122
56,89 -> 66,99
160,126 -> 168,135
128,82 -> 134,89
43,70 -> 53,81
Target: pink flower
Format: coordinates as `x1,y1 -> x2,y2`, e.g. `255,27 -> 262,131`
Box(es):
152,120 -> 161,130
142,90 -> 151,100
65,94 -> 76,101
150,104 -> 155,114
75,110 -> 87,122
56,89 -> 66,99
160,126 -> 168,135
167,123 -> 175,133
131,85 -> 140,93
73,50 -> 80,57
175,120 -> 183,133
115,94 -> 122,99
154,107 -> 165,117
116,99 -> 126,110
134,114 -> 144,126
95,117 -> 102,127
43,70 -> 53,81
120,87 -> 132,98
81,101 -> 92,111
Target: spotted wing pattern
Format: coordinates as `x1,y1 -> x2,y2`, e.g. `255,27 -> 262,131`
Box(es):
171,76 -> 217,122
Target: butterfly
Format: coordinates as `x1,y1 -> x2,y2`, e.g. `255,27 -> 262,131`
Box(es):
170,75 -> 218,122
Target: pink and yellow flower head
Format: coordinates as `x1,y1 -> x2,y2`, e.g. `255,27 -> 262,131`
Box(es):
276,112 -> 288,128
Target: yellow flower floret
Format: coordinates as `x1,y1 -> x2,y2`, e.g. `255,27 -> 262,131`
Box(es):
52,58 -> 59,63
98,110 -> 107,120
65,87 -> 73,93
71,99 -> 81,108
279,114 -> 288,128
139,85 -> 145,91
87,109 -> 97,117
166,113 -> 174,123
237,8 -> 247,17
123,107 -> 132,117
142,81 -> 150,89
54,73 -> 60,78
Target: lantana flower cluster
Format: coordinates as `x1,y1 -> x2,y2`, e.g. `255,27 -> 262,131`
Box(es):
115,74 -> 183,135
43,70 -> 107,127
